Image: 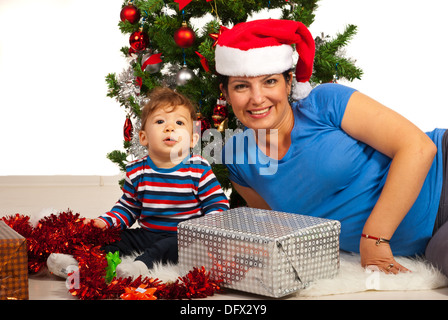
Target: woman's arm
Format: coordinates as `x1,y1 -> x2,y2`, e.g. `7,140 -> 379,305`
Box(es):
231,182 -> 271,210
342,91 -> 437,272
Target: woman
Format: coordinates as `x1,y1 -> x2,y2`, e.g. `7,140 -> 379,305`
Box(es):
217,19 -> 448,275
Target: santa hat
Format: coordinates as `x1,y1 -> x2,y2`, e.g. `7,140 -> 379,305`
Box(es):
215,19 -> 315,100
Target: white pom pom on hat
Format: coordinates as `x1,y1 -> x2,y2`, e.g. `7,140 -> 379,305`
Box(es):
215,19 -> 315,100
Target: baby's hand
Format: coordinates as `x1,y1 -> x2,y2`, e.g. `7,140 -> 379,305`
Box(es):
83,218 -> 107,230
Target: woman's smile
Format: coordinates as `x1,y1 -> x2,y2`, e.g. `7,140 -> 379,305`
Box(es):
248,106 -> 273,117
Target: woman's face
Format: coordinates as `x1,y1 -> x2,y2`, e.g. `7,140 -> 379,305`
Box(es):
221,73 -> 292,131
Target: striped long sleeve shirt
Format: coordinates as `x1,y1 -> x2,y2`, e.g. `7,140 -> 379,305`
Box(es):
99,155 -> 229,233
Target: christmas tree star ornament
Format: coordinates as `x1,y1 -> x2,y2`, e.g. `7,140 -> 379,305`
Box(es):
208,32 -> 219,47
209,26 -> 226,47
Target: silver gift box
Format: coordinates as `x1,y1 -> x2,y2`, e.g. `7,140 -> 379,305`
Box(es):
178,207 -> 341,298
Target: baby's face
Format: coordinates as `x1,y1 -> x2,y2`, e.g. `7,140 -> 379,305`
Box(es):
139,105 -> 197,164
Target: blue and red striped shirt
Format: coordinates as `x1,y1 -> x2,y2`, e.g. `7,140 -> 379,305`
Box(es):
99,155 -> 229,233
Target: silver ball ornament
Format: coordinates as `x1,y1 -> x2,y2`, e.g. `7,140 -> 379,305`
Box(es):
176,65 -> 195,86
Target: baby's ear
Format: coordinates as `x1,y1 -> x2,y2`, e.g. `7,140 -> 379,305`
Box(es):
139,130 -> 148,147
190,132 -> 200,148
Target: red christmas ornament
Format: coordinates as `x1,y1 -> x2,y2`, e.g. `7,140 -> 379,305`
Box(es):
174,22 -> 196,48
123,116 -> 133,142
129,29 -> 149,52
195,112 -> 211,134
212,96 -> 229,131
120,4 -> 141,24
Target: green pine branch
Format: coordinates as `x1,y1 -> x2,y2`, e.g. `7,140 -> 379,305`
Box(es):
105,73 -> 120,99
313,24 -> 363,83
107,150 -> 128,172
289,0 -> 319,26
317,24 -> 358,55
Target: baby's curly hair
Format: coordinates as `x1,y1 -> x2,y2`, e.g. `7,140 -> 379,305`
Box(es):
140,87 -> 197,131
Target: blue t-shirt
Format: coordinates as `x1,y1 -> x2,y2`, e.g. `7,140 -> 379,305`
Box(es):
222,83 -> 445,255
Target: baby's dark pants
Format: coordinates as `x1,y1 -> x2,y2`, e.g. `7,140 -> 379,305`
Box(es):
102,228 -> 178,270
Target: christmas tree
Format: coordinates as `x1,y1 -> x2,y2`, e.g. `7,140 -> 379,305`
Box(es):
105,0 -> 363,207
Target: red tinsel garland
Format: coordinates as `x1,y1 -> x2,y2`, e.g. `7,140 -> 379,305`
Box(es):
2,211 -> 121,273
1,211 -> 223,300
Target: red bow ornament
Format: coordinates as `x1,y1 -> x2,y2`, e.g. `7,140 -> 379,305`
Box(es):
121,284 -> 158,300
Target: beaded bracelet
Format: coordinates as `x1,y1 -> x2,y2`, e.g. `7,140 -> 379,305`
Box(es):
361,233 -> 391,246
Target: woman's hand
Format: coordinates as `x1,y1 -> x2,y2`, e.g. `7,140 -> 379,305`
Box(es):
83,218 -> 107,230
360,237 -> 410,274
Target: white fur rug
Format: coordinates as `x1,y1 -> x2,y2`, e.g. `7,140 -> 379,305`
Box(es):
298,252 -> 448,297
137,252 -> 448,298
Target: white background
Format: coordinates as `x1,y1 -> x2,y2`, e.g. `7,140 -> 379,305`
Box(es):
1,0 -> 447,176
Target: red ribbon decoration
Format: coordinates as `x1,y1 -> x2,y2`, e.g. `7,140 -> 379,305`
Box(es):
141,52 -> 163,72
174,0 -> 190,10
175,0 -> 213,11
136,52 -> 163,88
195,51 -> 210,72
